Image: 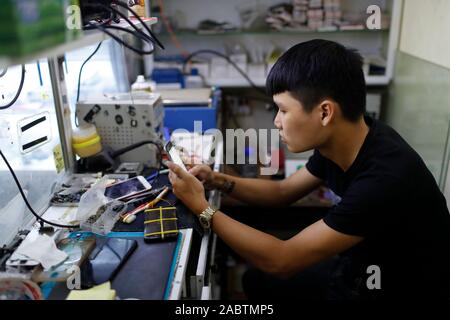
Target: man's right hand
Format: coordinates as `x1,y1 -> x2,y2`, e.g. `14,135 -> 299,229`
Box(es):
189,164 -> 215,190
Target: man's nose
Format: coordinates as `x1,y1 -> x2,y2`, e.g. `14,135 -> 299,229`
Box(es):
274,111 -> 281,129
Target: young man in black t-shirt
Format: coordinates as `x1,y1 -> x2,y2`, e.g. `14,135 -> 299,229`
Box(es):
167,39 -> 450,300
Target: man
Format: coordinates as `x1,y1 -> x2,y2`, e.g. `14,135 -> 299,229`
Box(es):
168,39 -> 450,300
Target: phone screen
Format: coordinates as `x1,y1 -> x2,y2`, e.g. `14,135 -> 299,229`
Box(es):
104,177 -> 148,199
166,142 -> 187,171
87,238 -> 137,285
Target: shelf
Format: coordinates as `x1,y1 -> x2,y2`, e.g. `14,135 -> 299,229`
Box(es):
205,74 -> 390,88
158,27 -> 389,37
0,17 -> 158,69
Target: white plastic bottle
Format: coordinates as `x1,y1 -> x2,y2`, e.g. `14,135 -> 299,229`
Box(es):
131,75 -> 155,93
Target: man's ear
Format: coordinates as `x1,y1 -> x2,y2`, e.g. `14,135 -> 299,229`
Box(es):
318,100 -> 336,126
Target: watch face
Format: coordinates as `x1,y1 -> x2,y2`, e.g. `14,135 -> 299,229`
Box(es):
199,215 -> 210,228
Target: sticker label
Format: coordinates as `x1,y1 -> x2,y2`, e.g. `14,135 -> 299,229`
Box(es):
17,112 -> 51,154
53,144 -> 65,173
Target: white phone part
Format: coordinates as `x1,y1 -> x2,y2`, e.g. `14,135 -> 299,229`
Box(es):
104,176 -> 152,201
165,141 -> 188,171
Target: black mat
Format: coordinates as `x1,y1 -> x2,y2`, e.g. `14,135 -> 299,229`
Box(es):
112,173 -> 203,236
110,236 -> 179,300
46,234 -> 180,300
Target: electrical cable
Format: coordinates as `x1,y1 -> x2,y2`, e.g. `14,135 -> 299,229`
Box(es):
82,13 -> 154,55
110,140 -> 163,183
76,24 -> 156,105
182,50 -> 267,95
108,4 -> 160,47
82,2 -> 163,51
0,65 -> 26,110
110,140 -> 161,158
113,0 -> 165,49
75,42 -> 103,127
36,61 -> 43,86
87,22 -> 155,55
93,4 -> 155,44
0,68 -> 7,78
81,17 -> 113,31
76,42 -> 103,103
104,25 -> 155,44
0,149 -> 79,229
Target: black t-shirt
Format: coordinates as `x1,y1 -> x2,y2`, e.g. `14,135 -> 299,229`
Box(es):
306,116 -> 450,300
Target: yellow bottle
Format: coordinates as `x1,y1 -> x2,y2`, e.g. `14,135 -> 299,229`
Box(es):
72,124 -> 102,158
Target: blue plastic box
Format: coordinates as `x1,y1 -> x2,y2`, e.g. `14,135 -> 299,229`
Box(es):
163,88 -> 221,132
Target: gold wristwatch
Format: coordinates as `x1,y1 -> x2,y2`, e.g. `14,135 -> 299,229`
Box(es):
199,206 -> 217,229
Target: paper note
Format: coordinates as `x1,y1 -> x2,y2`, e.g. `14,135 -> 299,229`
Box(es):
67,282 -> 116,300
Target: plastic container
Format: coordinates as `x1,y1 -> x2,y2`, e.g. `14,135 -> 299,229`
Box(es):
80,200 -> 127,235
72,124 -> 102,158
131,75 -> 155,93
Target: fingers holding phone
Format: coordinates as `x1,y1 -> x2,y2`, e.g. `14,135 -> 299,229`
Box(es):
168,161 -> 209,215
165,141 -> 188,171
189,164 -> 215,189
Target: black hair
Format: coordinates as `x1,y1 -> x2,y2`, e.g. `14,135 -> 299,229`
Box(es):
267,39 -> 366,122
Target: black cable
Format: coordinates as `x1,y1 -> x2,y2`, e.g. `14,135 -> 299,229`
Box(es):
81,18 -> 113,31
104,4 -> 157,46
75,42 -> 103,127
0,149 -> 79,229
110,140 -> 163,181
75,112 -> 79,128
87,22 -> 155,55
75,24 -> 156,104
85,4 -> 153,44
0,68 -> 7,78
83,2 -> 163,52
76,42 -> 103,103
113,0 -> 165,49
111,140 -> 162,165
0,65 -> 25,110
182,50 -> 267,95
105,25 -> 155,44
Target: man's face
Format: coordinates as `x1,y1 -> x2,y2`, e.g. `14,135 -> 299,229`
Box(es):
273,91 -> 326,153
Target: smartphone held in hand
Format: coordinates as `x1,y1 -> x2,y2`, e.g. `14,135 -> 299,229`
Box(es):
165,141 -> 188,171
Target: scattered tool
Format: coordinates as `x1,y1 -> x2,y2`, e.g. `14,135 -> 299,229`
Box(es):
121,187 -> 170,224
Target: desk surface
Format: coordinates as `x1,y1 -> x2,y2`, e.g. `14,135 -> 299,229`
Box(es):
44,231 -> 183,300
34,142 -> 223,300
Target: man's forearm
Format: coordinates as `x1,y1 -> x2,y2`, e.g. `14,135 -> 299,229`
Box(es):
212,172 -> 285,207
211,210 -> 286,276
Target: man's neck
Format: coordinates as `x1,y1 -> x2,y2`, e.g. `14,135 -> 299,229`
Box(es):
318,117 -> 370,172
